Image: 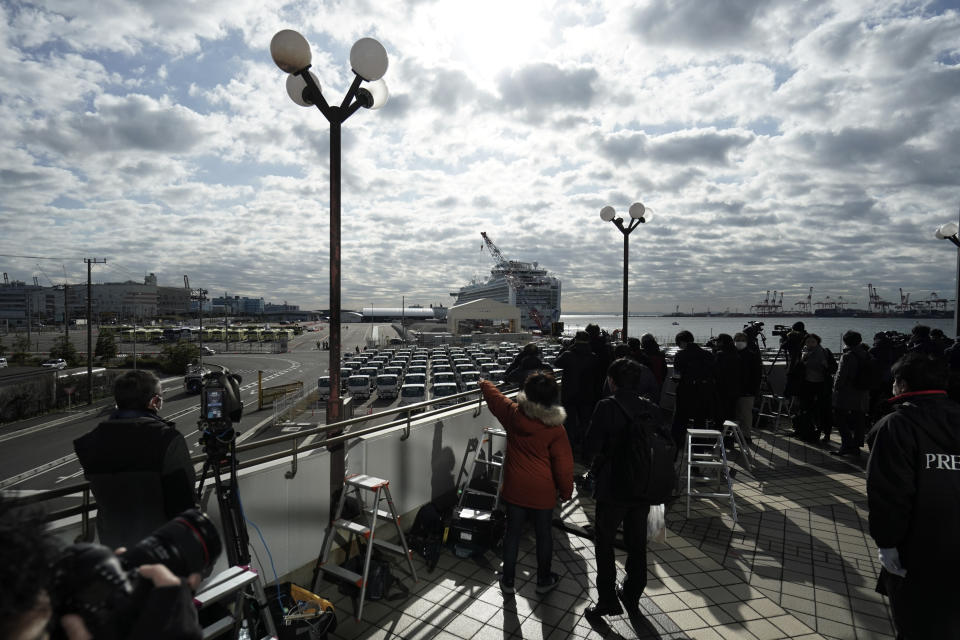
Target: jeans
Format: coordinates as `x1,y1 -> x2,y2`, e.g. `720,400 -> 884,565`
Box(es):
501,500 -> 554,585
594,500 -> 650,604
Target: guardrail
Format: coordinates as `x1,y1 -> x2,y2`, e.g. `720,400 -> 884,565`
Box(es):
5,381 -> 510,537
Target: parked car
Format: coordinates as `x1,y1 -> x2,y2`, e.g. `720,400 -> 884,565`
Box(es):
201,346 -> 216,356
431,382 -> 459,407
398,384 -> 427,409
317,376 -> 331,401
0,357 -> 7,368
376,374 -> 400,400
347,374 -> 373,400
41,358 -> 67,370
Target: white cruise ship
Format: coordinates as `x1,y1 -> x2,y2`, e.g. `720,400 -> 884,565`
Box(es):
451,258 -> 562,331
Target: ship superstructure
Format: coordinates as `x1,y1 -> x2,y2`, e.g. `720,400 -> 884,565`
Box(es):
450,233 -> 561,331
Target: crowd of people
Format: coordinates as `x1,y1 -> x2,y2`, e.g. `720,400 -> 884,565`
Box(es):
485,322 -> 960,637
3,323 -> 958,638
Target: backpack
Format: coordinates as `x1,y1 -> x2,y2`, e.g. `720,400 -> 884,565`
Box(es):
609,398 -> 677,504
824,348 -> 838,376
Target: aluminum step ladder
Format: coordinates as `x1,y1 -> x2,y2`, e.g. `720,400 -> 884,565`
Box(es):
455,426 -> 507,529
194,565 -> 278,639
721,419 -> 755,474
313,474 -> 417,621
678,428 -> 738,523
756,393 -> 794,431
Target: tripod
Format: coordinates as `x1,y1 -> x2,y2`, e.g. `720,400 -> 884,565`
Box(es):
196,422 -> 279,639
197,422 -> 250,566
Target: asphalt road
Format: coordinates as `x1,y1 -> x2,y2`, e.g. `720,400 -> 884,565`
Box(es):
0,322 -> 403,499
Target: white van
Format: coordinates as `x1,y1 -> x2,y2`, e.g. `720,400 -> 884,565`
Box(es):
432,382 -> 459,407
317,376 -> 331,401
376,374 -> 400,400
398,383 -> 427,408
347,374 -> 373,400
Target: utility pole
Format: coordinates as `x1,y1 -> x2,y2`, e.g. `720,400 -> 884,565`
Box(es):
64,284 -> 69,344
188,285 -> 208,364
84,258 -> 106,405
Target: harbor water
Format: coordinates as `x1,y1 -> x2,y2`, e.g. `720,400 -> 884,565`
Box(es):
559,314 -> 955,353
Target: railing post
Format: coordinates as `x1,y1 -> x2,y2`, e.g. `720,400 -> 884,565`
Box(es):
285,438 -> 299,479
78,486 -> 93,542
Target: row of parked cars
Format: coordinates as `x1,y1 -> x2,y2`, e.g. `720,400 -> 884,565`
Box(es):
316,342 -> 536,409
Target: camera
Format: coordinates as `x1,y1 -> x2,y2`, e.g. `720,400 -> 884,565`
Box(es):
742,320 -> 767,349
199,369 -> 244,447
49,509 -> 222,640
772,324 -> 791,338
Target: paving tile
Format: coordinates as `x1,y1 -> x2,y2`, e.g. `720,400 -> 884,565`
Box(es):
665,609 -> 709,631
767,613 -> 815,637
816,601 -> 854,625
780,593 -> 817,616
815,617 -> 856,639
649,593 -> 688,612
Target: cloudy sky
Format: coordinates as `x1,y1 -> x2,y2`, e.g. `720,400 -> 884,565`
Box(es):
2,0 -> 959,314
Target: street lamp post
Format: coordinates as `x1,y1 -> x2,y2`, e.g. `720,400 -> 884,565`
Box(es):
600,202 -> 651,342
935,210 -> 960,337
271,29 -> 389,498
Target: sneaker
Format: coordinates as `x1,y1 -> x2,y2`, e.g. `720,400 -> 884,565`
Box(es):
499,578 -> 515,595
585,600 -> 623,618
535,573 -> 560,595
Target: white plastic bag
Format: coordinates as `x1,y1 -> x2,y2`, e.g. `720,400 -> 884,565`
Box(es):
647,504 -> 666,544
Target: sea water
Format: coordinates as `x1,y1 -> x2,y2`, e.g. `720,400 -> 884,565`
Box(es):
558,314 -> 954,353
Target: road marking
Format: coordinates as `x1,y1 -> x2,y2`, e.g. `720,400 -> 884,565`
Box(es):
1,454 -> 78,489
0,408 -> 104,445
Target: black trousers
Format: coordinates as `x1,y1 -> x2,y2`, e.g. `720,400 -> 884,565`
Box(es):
594,500 -> 649,604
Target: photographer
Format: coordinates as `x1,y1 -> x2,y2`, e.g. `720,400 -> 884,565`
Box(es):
74,370 -> 197,549
0,497 -> 204,640
867,353 -> 960,638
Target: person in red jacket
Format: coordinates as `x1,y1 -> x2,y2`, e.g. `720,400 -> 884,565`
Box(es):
480,373 -> 574,596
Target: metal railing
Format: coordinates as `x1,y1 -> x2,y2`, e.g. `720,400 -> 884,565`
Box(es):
6,382 -> 512,536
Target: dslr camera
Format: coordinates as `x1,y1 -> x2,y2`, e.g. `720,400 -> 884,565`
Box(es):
50,509 -> 222,640
199,369 -> 244,446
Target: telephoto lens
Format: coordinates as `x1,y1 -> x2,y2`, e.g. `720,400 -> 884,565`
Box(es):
121,508 -> 222,577
49,510 -> 222,640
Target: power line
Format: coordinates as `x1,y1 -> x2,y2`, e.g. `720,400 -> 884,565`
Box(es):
0,253 -> 86,260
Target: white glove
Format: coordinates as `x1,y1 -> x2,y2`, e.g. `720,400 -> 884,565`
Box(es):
878,547 -> 907,577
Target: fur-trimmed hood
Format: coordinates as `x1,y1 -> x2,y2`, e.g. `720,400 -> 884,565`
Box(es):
517,392 -> 567,427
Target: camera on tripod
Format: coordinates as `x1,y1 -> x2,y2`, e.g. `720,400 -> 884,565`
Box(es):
743,320 -> 767,348
198,368 -> 244,445
772,324 -> 791,338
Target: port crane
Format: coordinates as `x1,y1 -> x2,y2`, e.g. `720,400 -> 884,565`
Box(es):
480,232 -> 545,331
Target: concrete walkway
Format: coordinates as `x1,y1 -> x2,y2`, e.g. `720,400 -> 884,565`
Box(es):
316,420 -> 894,640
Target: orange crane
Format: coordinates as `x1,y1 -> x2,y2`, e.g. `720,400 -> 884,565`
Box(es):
480,232 -> 545,331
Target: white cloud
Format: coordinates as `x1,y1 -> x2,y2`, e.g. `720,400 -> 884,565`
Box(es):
1,0 -> 959,315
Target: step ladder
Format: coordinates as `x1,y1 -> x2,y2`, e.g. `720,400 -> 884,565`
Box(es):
194,565 -> 278,639
721,419 -> 754,474
451,427 -> 507,545
313,474 -> 417,621
755,393 -> 794,432
678,428 -> 737,523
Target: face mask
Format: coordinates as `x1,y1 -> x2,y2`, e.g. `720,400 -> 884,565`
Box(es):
735,341 -> 747,350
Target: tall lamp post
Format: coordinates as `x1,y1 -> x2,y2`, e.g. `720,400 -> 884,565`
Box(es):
600,202 -> 651,342
935,212 -> 960,337
270,29 -> 389,495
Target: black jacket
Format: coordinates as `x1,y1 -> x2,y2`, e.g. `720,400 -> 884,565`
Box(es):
673,343 -> 715,385
74,410 -> 197,548
504,354 -> 553,384
737,347 -> 762,396
713,348 -> 741,401
867,391 -> 960,625
584,388 -> 667,503
554,343 -> 600,409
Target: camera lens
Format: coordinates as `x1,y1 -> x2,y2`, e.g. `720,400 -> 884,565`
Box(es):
121,509 -> 222,577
